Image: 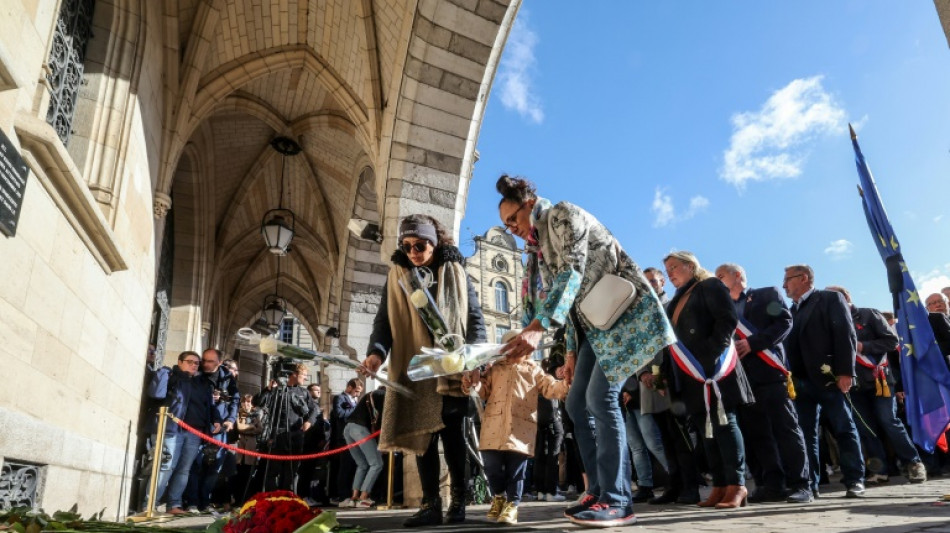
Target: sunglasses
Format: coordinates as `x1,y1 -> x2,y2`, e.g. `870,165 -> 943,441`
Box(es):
400,242 -> 429,254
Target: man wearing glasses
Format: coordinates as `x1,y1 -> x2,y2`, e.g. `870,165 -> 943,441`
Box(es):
140,351 -> 203,511
781,265 -> 865,499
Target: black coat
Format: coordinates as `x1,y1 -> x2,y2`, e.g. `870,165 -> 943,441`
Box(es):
850,306 -> 899,391
367,245 -> 487,360
665,277 -> 753,415
735,287 -> 793,386
929,313 -> 950,359
784,290 -> 857,387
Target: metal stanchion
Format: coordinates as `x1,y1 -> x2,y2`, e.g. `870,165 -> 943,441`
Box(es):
375,451 -> 404,510
128,407 -> 173,523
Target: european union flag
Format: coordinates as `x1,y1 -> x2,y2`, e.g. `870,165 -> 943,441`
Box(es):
851,125 -> 950,452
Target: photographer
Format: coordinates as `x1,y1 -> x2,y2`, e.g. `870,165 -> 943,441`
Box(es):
257,363 -> 319,492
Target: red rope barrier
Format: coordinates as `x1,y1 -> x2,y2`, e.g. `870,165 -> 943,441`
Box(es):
167,413 -> 381,461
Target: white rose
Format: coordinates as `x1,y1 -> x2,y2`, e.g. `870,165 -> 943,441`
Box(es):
820,364 -> 832,374
259,337 -> 279,355
440,353 -> 465,374
410,289 -> 429,309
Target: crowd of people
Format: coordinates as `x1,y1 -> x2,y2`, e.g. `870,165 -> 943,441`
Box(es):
137,173 -> 950,529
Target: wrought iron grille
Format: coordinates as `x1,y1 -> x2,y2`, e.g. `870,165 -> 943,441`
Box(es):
45,0 -> 96,146
0,462 -> 42,509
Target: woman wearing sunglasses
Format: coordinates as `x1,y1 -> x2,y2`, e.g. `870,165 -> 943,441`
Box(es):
360,214 -> 486,526
496,175 -> 676,528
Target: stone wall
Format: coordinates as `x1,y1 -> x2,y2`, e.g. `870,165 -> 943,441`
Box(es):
0,0 -> 165,516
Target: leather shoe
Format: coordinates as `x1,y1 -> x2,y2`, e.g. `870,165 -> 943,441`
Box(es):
785,488 -> 813,503
676,490 -> 701,505
812,489 -> 820,499
715,485 -> 748,509
697,486 -> 726,508
647,491 -> 678,505
748,488 -> 786,503
845,483 -> 865,498
631,487 -> 654,503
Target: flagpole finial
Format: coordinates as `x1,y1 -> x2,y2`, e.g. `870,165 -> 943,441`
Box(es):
849,123 -> 857,140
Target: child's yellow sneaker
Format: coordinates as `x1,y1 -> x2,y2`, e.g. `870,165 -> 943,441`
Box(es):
487,495 -> 506,520
497,501 -> 518,525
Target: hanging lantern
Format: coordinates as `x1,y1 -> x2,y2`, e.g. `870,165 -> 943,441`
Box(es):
262,294 -> 287,329
260,136 -> 302,255
261,208 -> 295,255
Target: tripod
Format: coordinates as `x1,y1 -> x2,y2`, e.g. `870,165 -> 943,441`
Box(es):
244,381 -> 304,498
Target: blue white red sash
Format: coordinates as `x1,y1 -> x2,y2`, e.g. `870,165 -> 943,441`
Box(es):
669,340 -> 738,438
856,353 -> 891,396
735,317 -> 790,376
735,316 -> 797,399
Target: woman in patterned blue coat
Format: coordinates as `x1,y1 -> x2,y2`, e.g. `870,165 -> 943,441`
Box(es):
496,175 -> 676,528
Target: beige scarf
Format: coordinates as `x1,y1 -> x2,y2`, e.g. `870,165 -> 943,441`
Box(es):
378,261 -> 469,455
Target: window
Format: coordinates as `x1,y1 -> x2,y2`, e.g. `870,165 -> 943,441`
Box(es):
492,255 -> 508,271
495,326 -> 510,345
46,0 -> 96,146
280,318 -> 294,344
494,281 -> 509,313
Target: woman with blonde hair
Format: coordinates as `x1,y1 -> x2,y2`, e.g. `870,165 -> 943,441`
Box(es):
650,251 -> 753,509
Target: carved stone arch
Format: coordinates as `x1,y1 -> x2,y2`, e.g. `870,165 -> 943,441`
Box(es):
377,0 -> 523,257
330,164 -> 384,367
163,144 -> 212,355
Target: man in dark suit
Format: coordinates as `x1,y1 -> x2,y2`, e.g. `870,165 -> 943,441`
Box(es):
926,293 -> 950,359
716,263 -> 811,504
827,286 -> 926,484
782,264 -> 865,498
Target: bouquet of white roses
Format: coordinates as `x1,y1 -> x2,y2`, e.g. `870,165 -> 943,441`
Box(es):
399,268 -> 463,353
405,343 -> 509,381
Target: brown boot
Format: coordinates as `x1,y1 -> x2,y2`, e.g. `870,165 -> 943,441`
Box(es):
715,485 -> 748,509
697,486 -> 726,508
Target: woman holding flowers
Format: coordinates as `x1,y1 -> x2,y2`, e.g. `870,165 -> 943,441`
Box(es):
360,214 -> 486,527
496,175 -> 676,528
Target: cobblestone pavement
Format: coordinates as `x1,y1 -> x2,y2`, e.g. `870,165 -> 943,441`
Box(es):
158,475 -> 950,532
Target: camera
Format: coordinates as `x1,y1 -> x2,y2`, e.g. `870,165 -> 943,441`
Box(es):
269,357 -> 301,386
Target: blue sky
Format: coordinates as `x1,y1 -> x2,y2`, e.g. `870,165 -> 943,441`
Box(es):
460,1 -> 950,311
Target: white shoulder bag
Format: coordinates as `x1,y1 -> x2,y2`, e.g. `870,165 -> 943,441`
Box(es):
579,243 -> 637,330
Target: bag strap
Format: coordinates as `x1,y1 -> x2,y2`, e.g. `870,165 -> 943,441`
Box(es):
671,283 -> 698,326
368,392 -> 379,426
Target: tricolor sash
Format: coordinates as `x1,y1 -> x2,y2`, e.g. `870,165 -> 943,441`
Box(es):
669,341 -> 738,438
856,353 -> 891,397
735,316 -> 796,400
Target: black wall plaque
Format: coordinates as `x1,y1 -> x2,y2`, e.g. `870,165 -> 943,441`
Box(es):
0,128 -> 29,237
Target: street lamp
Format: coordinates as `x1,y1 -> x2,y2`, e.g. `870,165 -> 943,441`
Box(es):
260,136 -> 302,255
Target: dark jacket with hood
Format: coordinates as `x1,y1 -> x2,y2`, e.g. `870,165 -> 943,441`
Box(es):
368,244 -> 487,360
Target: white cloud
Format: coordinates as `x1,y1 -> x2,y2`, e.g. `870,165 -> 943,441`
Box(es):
498,14 -> 544,123
934,214 -> 944,223
914,267 -> 950,300
651,188 -> 709,227
652,188 -> 674,227
721,75 -> 846,187
824,239 -> 854,260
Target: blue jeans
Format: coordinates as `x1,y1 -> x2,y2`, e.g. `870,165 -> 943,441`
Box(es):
701,410 -> 746,486
625,409 -> 668,488
344,423 -> 383,494
566,338 -> 629,506
142,432 -> 180,509
483,450 -> 529,504
794,379 -> 865,489
166,431 -> 203,508
850,390 -> 921,473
